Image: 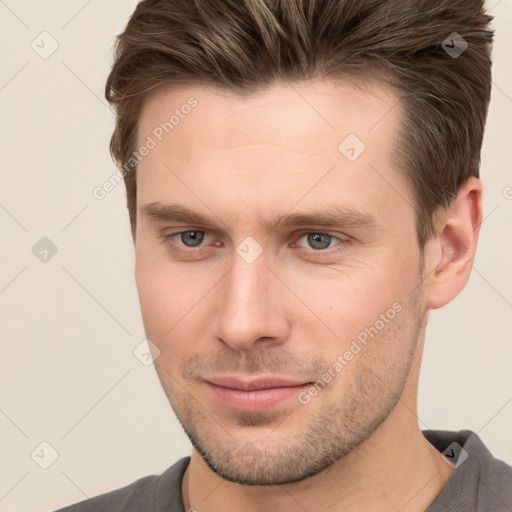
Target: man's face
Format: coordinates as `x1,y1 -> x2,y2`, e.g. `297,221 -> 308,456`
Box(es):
135,79 -> 426,485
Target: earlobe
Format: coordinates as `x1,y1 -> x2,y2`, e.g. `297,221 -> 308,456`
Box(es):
425,178 -> 483,310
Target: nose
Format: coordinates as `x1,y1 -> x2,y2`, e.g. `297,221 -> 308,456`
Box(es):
211,253 -> 291,351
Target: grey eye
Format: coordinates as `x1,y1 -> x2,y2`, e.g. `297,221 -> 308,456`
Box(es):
307,233 -> 332,250
180,231 -> 205,247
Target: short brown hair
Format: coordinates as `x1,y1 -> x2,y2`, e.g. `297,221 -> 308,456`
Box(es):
105,0 -> 493,245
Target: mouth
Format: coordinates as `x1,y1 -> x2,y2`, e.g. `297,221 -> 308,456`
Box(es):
203,376 -> 313,413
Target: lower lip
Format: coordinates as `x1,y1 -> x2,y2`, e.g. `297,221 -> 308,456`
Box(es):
205,382 -> 311,412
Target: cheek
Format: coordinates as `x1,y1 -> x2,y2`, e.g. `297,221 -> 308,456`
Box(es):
291,257 -> 416,352
136,266 -> 188,379
135,258 -> 194,339
135,255 -> 218,371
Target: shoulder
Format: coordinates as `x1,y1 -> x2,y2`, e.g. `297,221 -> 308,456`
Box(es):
52,457 -> 190,512
473,436 -> 512,510
54,474 -> 158,512
424,430 -> 512,512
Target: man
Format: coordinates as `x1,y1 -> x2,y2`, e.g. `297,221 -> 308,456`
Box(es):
57,0 -> 511,510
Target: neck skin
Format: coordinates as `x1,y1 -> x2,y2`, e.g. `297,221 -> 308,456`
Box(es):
181,323 -> 453,512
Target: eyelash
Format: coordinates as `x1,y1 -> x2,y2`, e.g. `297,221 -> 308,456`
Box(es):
160,229 -> 351,255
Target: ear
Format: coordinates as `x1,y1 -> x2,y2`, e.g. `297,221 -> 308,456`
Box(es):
424,177 -> 483,310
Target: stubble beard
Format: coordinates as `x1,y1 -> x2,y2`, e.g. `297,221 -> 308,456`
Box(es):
156,287 -> 424,486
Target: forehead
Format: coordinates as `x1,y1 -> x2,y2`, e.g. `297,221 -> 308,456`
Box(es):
138,78 -> 400,153
135,78 -> 411,226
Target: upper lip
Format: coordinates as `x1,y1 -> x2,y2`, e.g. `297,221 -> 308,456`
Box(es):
205,376 -> 311,391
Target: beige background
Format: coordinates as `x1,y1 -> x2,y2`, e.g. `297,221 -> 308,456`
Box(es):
1,1 -> 511,511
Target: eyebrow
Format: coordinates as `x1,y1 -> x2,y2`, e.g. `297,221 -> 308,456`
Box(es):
139,202 -> 378,232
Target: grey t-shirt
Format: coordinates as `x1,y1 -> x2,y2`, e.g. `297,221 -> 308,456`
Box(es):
53,430 -> 512,511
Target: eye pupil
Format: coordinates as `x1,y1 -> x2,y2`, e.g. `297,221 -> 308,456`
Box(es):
181,231 -> 204,247
307,233 -> 331,250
